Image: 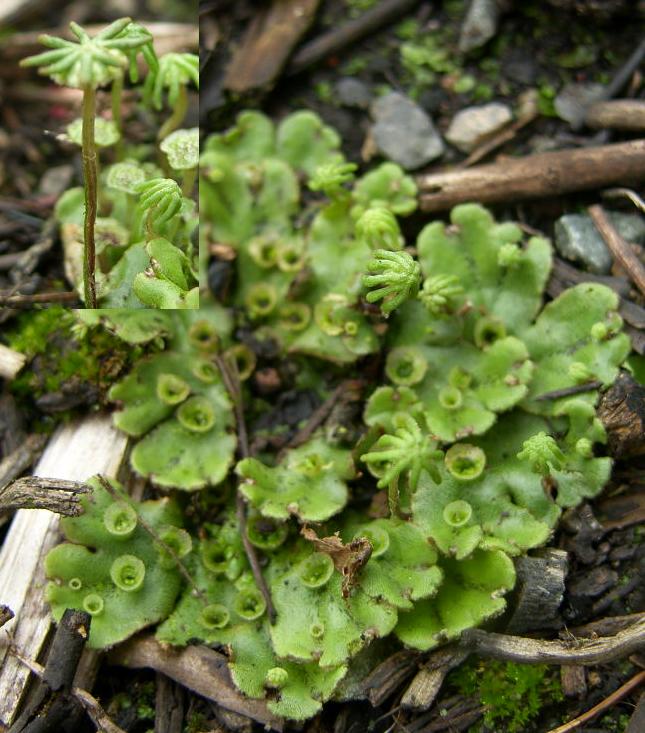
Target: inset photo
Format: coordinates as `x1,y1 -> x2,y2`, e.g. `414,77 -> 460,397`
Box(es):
0,0 -> 198,310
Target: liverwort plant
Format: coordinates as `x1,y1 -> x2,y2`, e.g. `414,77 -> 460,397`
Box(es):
21,18 -> 152,307
145,52 -> 199,140
21,20 -> 198,309
19,109 -> 635,725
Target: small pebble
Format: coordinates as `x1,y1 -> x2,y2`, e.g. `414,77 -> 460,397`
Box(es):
370,92 -> 444,170
445,102 -> 512,153
459,0 -> 500,53
554,211 -> 645,275
335,78 -> 371,110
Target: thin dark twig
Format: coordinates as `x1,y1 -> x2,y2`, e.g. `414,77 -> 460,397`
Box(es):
0,291 -> 78,307
602,188 -> 645,213
214,354 -> 276,623
589,204 -> 645,297
534,381 -> 603,402
278,381 -> 349,460
546,669 -> 645,733
96,475 -> 207,604
214,353 -> 249,457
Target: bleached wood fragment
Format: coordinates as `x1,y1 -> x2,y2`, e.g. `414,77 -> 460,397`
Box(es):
0,414 -> 128,727
0,345 -> 26,381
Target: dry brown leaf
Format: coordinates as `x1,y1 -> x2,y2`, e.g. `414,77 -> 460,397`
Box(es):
301,526 -> 372,598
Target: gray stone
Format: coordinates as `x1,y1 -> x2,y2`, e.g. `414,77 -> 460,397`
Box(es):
459,0 -> 500,53
554,211 -> 645,275
370,92 -> 444,170
37,165 -> 74,198
335,77 -> 371,110
445,103 -> 512,153
504,52 -> 538,85
554,82 -> 604,129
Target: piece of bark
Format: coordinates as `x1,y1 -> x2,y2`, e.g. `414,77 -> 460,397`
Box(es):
0,414 -> 128,728
357,649 -> 419,706
551,257 -> 632,297
598,491 -> 645,532
560,665 -> 587,698
569,613 -> 645,639
0,345 -> 26,381
0,434 -> 47,491
108,636 -> 282,731
0,477 -> 90,516
586,99 -> 645,132
8,608 -> 91,733
155,673 -> 184,733
417,140 -> 645,212
598,370 -> 645,458
459,616 -> 645,665
224,0 -> 320,93
589,204 -> 645,298
401,648 -> 469,711
626,692 -> 645,733
288,0 -> 421,75
211,706 -> 254,733
505,549 -> 569,634
0,392 -> 26,456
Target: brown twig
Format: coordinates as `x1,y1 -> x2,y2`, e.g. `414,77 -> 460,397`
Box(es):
0,291 -> 78,307
602,188 -> 645,214
589,204 -> 645,298
585,99 -> 645,132
0,476 -> 89,516
214,355 -> 276,623
534,381 -> 603,402
546,670 -> 645,733
417,140 -> 645,212
287,0 -> 421,75
10,218 -> 58,281
458,617 -> 645,665
278,381 -> 353,460
96,475 -> 207,604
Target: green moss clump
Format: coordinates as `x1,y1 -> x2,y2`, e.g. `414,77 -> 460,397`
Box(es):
448,658 -> 564,733
6,306 -> 142,404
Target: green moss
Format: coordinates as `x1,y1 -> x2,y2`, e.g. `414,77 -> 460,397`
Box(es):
6,307 -> 142,404
448,659 -> 563,733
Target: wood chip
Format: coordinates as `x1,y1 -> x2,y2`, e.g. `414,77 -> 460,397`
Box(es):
224,0 -> 320,93
598,370 -> 645,458
0,414 -> 128,727
0,345 -> 26,381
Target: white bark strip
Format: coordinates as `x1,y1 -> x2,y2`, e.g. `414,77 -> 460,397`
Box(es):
0,414 -> 127,727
